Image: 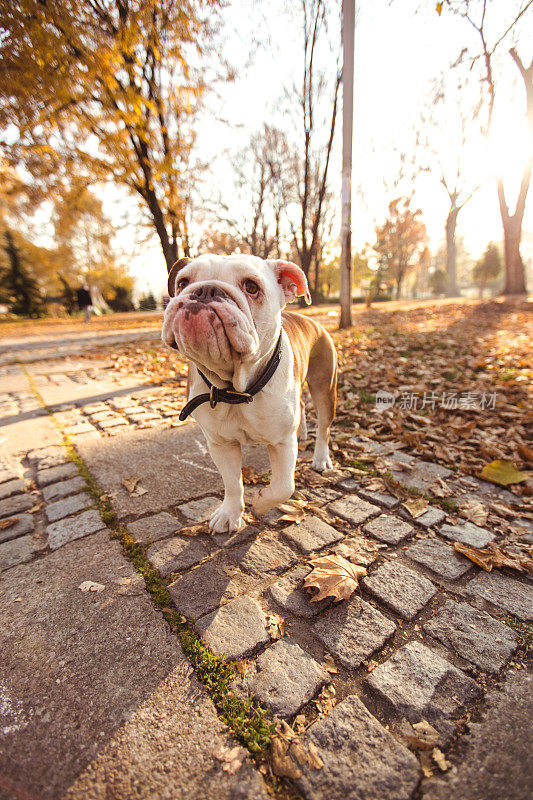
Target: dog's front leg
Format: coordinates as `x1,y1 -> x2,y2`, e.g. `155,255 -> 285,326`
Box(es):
252,434 -> 298,516
206,440 -> 244,533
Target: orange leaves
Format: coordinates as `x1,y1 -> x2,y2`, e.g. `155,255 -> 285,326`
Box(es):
303,553 -> 367,603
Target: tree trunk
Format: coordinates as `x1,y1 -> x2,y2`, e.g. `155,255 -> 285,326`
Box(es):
501,214 -> 527,294
497,174 -> 529,295
445,207 -> 459,297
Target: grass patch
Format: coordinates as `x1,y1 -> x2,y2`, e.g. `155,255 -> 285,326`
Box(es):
505,616 -> 533,655
23,370 -> 276,759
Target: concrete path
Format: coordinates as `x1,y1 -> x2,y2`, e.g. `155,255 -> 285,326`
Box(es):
0,338 -> 532,800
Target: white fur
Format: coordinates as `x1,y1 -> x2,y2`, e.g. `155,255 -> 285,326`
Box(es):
162,254 -> 330,532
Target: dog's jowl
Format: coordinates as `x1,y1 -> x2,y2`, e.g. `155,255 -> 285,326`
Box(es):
162,254 -> 337,533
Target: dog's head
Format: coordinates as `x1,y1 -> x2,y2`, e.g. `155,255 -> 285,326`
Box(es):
162,254 -> 310,377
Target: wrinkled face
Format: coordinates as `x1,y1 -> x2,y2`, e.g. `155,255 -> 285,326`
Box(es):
162,254 -> 309,377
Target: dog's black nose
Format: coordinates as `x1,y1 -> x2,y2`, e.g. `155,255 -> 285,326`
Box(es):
192,284 -> 228,303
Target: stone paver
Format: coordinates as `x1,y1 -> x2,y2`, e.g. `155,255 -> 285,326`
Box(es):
281,516 -> 343,553
0,513 -> 34,544
45,492 -> 90,523
235,639 -> 328,717
466,571 -> 533,621
386,455 -> 453,493
214,524 -> 259,548
233,535 -> 297,576
0,492 -> 34,518
439,521 -> 495,547
64,422 -> 97,436
365,640 -> 482,740
327,495 -> 380,525
195,595 -> 269,660
168,558 -> 252,620
401,505 -> 446,528
363,561 -> 437,620
36,462 -> 78,487
146,535 -> 209,576
179,496 -> 220,523
128,511 -> 180,544
269,565 -> 331,617
0,529 -> 267,800
357,487 -> 400,509
294,695 -> 420,800
424,600 -> 518,674
313,599 -> 396,670
42,475 -> 86,502
27,445 -> 68,468
0,534 -> 44,572
406,538 -> 472,579
363,514 -> 414,545
47,509 -> 106,550
0,477 -> 25,501
422,671 -> 532,800
0,465 -> 23,484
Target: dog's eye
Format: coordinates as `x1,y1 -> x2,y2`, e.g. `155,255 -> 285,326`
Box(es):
244,279 -> 260,295
177,277 -> 189,291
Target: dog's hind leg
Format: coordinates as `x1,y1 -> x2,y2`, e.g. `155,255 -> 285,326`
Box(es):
306,330 -> 337,472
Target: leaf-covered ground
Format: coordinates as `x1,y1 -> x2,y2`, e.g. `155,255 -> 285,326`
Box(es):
62,298 -> 533,490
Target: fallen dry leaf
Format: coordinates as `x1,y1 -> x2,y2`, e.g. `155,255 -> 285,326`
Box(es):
458,499 -> 488,526
278,499 -> 307,524
517,444 -> 533,463
322,653 -> 338,674
121,477 -> 148,497
401,497 -> 429,518
480,460 -> 530,487
242,465 -> 262,485
432,747 -> 451,772
453,541 -> 533,573
404,719 -> 440,751
78,581 -> 105,592
314,683 -> 337,715
0,517 -> 19,530
293,714 -> 307,734
213,745 -> 244,774
266,612 -> 285,640
300,468 -> 330,487
303,553 -> 367,602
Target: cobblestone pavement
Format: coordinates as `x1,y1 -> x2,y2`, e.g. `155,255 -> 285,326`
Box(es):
0,345 -> 531,800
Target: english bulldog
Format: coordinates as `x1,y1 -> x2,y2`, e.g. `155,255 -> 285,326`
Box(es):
162,254 -> 337,533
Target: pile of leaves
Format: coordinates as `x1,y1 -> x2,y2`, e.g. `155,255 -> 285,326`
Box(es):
326,299 -> 532,485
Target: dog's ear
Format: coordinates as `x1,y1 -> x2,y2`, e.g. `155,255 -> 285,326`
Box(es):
268,260 -> 311,306
168,257 -> 191,296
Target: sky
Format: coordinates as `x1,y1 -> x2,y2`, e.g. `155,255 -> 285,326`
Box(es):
109,0 -> 533,298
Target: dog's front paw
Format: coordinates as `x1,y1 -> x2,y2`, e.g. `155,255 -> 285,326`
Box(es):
312,454 -> 333,472
209,502 -> 244,533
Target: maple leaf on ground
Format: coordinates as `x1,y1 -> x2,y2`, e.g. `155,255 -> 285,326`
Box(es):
458,499 -> 488,526
453,541 -> 533,573
480,460 -> 530,486
121,477 -> 148,496
303,553 -> 367,602
278,499 -> 307,523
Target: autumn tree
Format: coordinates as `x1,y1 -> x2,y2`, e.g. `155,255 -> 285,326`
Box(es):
0,0 -> 221,271
473,242 -> 502,298
212,125 -> 292,259
417,74 -> 483,296
287,0 -> 341,295
373,198 -> 427,300
440,0 -> 532,294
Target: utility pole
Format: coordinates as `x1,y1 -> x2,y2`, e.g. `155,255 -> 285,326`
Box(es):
339,0 -> 354,329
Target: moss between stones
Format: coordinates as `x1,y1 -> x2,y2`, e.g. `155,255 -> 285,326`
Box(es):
24,371 -> 275,760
